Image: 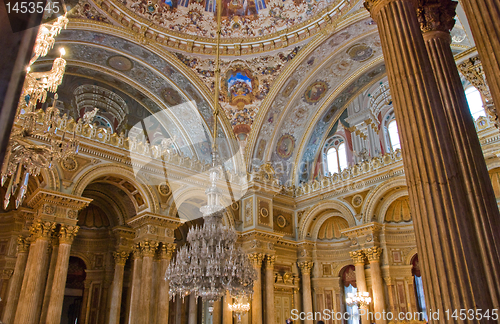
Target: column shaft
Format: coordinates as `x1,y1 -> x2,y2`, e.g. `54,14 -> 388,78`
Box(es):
366,247 -> 386,324
14,221 -> 55,324
223,291 -> 232,324
2,237 -> 29,324
138,240 -> 158,324
45,242 -> 72,324
127,252 -> 142,324
39,241 -> 58,324
188,294 -> 197,324
250,253 -> 263,324
265,256 -> 275,324
364,0 -> 500,319
108,251 -> 129,324
298,262 -> 314,324
212,299 -> 222,324
157,243 -> 174,324
350,251 -> 368,324
459,0 -> 500,108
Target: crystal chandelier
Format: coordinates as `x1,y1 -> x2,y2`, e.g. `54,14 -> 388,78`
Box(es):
164,0 -> 257,312
346,291 -> 372,307
228,299 -> 251,324
1,14 -> 97,209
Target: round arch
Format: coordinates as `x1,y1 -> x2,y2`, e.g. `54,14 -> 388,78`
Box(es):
362,176 -> 407,223
310,211 -> 350,241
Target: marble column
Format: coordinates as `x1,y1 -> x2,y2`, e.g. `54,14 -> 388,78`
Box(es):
2,236 -> 30,324
383,277 -> 396,314
459,0 -> 500,109
249,253 -> 264,324
158,243 -> 174,324
127,245 -> 142,324
298,261 -> 314,324
14,220 -> 56,324
79,279 -> 91,324
139,240 -> 158,324
364,0 -> 500,317
405,276 -> 418,313
349,250 -> 368,324
223,291 -> 232,324
45,225 -> 79,324
366,247 -> 386,324
212,299 -> 222,324
265,255 -> 276,324
188,293 -> 198,324
108,251 -> 130,324
39,237 -> 59,324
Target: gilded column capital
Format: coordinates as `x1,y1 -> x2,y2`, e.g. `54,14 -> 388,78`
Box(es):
364,0 -> 418,16
132,243 -> 143,260
349,250 -> 366,265
139,240 -> 159,257
384,277 -> 394,286
249,252 -> 265,268
113,251 -> 130,266
298,261 -> 314,275
159,243 -> 176,260
265,255 -> 276,269
366,246 -> 383,262
2,269 -> 14,280
416,0 -> 457,33
29,220 -> 56,241
17,236 -> 30,253
59,225 -> 79,245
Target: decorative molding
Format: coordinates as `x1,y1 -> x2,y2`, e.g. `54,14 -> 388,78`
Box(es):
349,250 -> 366,265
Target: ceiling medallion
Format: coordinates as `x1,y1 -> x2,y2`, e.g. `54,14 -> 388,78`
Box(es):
276,133 -> 295,160
276,214 -> 287,228
158,183 -> 171,196
260,207 -> 269,218
107,55 -> 133,71
304,80 -> 329,104
61,157 -> 78,172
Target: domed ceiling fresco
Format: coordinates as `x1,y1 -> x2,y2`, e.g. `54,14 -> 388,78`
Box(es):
48,0 -> 475,185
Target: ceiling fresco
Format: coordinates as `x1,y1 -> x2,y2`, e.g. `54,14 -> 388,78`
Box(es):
173,46 -> 301,139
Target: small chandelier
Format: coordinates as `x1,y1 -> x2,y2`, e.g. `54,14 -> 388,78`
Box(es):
1,14 -> 97,209
164,0 -> 256,311
346,291 -> 372,307
228,299 -> 251,324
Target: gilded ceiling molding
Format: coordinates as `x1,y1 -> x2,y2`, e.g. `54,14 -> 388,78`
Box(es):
298,200 -> 356,240
361,176 -> 407,223
71,163 -> 157,213
65,21 -> 237,147
291,56 -> 385,182
244,12 -> 371,165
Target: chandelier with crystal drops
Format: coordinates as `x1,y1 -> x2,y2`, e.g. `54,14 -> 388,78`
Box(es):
0,13 -> 98,209
164,0 -> 257,311
346,291 -> 372,307
228,299 -> 251,324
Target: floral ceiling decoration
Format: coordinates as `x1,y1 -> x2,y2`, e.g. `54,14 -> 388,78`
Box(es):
174,46 -> 301,140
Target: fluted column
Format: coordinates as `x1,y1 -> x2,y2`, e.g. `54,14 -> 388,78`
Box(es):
298,261 -> 314,324
127,245 -> 142,324
39,237 -> 59,324
14,220 -> 56,324
383,277 -> 396,314
108,251 -> 130,324
157,243 -> 174,324
2,236 -> 30,324
265,255 -> 275,324
79,280 -> 91,324
364,0 -> 500,318
350,250 -> 368,324
139,240 -> 158,324
188,293 -> 198,324
366,247 -> 386,324
45,225 -> 79,324
459,0 -> 500,110
212,299 -> 222,324
249,253 -> 264,324
223,291 -> 232,324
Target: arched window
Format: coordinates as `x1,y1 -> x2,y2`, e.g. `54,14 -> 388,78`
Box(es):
387,119 -> 401,151
341,265 -> 359,324
412,255 -> 428,321
465,87 -> 486,119
327,142 -> 348,174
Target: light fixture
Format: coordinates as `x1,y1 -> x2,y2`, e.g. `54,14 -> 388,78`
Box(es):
346,291 -> 372,307
164,0 -> 256,313
228,300 -> 251,324
1,13 -> 98,209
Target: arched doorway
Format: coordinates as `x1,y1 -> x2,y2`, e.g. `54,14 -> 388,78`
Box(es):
60,256 -> 86,324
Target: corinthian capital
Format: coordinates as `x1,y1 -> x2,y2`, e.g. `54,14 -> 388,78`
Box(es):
59,225 -> 79,244
29,220 -> 56,240
417,0 -> 457,33
17,236 -> 30,253
140,240 -> 159,257
350,250 -> 366,264
266,255 -> 276,269
159,243 -> 176,260
249,253 -> 265,268
113,251 -> 130,266
366,246 -> 383,262
298,261 -> 314,275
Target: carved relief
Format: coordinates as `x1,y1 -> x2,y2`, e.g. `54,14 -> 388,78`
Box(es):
244,197 -> 253,227
258,198 -> 272,227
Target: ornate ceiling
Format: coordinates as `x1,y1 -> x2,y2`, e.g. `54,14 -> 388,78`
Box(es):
44,0 -> 475,185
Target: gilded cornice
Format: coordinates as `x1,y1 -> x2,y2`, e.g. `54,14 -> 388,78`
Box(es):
127,211 -> 184,243
27,188 -> 92,211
